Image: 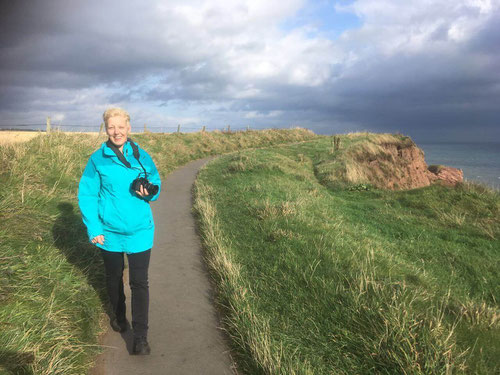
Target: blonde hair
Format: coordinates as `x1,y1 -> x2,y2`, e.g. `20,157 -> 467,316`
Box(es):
103,107 -> 130,127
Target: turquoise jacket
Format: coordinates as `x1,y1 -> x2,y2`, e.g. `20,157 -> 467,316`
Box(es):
78,140 -> 161,253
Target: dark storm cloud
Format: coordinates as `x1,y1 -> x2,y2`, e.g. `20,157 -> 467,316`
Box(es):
467,11 -> 500,55
225,4 -> 500,140
0,0 -> 206,122
0,1 -> 191,83
146,63 -> 234,104
0,0 -> 499,141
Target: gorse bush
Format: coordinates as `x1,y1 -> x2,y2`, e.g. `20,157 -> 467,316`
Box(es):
0,128 -> 317,374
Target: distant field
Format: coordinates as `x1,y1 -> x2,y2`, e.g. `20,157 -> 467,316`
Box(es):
0,131 -> 43,144
0,130 -> 107,145
0,130 -> 178,145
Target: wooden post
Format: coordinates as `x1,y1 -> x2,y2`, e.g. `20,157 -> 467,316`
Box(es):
333,136 -> 341,151
202,125 -> 206,132
46,116 -> 51,133
227,125 -> 231,133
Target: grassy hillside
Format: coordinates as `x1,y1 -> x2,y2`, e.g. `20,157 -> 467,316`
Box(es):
194,134 -> 499,374
0,128 -> 317,375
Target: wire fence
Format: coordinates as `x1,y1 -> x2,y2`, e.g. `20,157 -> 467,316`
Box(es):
0,122 -> 265,133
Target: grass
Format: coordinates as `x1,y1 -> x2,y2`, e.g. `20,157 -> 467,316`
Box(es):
0,128 -> 317,375
193,134 -> 499,374
0,131 -> 40,145
428,165 -> 445,174
315,132 -> 428,190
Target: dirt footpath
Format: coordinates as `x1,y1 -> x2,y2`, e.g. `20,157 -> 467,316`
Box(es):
90,156 -> 235,375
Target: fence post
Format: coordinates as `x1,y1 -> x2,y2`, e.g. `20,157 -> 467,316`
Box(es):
227,125 -> 231,133
202,125 -> 206,133
46,116 -> 51,133
332,136 -> 341,151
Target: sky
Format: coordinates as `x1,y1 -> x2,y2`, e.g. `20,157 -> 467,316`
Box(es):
1,0 -> 499,142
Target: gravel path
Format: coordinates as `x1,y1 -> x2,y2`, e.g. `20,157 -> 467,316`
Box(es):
90,156 -> 235,375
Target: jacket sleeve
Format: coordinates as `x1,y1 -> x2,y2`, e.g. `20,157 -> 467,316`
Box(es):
143,151 -> 161,202
78,156 -> 103,241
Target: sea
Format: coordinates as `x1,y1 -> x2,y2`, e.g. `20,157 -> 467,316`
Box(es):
418,142 -> 500,190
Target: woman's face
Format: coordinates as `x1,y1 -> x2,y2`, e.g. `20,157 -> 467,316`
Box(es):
106,116 -> 130,150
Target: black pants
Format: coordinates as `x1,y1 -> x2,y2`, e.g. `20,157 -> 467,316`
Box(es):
100,249 -> 151,338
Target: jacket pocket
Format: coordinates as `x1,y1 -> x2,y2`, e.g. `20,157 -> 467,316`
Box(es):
101,197 -> 152,234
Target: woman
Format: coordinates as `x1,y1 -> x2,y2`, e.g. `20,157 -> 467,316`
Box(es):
78,108 -> 161,355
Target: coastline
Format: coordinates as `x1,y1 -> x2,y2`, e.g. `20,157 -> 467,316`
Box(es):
420,141 -> 500,189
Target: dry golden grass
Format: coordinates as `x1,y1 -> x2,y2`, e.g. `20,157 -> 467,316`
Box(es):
0,130 -> 151,146
346,132 -> 401,144
0,131 -> 108,145
0,131 -> 42,145
316,133 -> 425,189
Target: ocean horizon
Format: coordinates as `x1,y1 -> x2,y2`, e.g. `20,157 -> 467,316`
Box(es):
419,142 -> 500,190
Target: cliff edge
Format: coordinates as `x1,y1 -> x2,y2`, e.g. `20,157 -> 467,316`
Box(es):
316,133 -> 463,190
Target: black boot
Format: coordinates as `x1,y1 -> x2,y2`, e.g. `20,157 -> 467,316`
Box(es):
110,317 -> 127,333
132,336 -> 151,355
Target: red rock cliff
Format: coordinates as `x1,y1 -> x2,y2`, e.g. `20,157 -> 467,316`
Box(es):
350,140 -> 463,190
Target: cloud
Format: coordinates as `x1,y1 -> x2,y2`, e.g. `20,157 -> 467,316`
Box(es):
0,0 -> 499,141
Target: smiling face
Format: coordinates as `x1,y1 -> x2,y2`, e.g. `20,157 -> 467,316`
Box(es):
106,115 -> 130,151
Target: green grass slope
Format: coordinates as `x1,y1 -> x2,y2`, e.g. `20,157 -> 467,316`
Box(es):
0,128 -> 317,375
194,134 -> 499,374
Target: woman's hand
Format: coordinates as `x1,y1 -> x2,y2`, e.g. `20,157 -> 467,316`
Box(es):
91,235 -> 105,245
135,184 -> 150,197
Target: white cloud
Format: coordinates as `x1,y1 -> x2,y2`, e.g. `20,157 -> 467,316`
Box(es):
51,113 -> 65,122
1,0 -> 499,140
245,110 -> 283,119
337,0 -> 500,54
